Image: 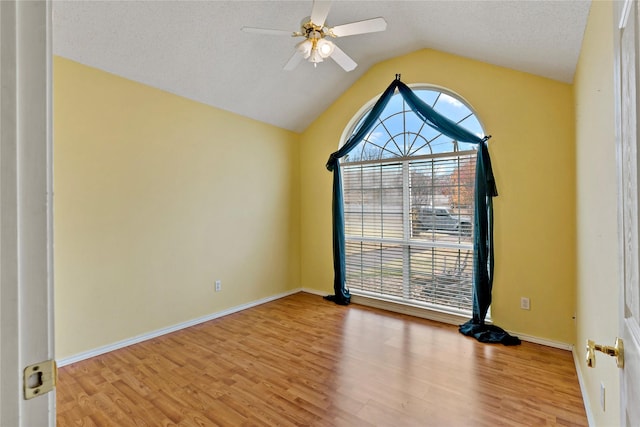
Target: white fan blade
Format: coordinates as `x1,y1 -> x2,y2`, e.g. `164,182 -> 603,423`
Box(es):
331,17 -> 387,37
241,27 -> 294,36
330,44 -> 357,72
283,51 -> 304,71
310,0 -> 332,27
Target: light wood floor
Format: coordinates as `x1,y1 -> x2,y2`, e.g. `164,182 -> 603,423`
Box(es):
57,292 -> 587,426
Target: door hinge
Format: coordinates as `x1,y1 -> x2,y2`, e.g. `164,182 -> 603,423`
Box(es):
23,359 -> 57,400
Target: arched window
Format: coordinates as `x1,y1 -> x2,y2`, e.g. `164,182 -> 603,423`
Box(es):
340,86 -> 485,314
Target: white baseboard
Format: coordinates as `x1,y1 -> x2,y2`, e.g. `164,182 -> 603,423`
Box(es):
350,293 -> 469,326
57,288 -> 302,367
58,287 -> 575,367
348,293 -> 573,351
301,288 -> 466,326
300,287 -> 328,297
573,347 -> 596,427
505,331 -> 573,351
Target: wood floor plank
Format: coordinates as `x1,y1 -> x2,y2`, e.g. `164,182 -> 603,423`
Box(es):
57,292 -> 587,426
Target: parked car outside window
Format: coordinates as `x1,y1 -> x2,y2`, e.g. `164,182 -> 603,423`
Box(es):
412,206 -> 472,236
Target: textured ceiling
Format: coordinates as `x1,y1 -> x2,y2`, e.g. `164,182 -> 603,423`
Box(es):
53,0 -> 591,132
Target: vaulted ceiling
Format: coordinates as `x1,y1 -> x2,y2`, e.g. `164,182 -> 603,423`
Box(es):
53,1 -> 591,132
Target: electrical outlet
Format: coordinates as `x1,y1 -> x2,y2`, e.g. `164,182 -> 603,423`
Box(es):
215,280 -> 221,292
600,382 -> 606,411
520,297 -> 530,310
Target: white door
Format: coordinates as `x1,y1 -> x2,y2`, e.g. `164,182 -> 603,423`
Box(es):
616,1 -> 640,425
0,1 -> 55,426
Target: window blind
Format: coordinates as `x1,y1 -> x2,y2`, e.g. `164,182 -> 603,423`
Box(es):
343,152 -> 476,313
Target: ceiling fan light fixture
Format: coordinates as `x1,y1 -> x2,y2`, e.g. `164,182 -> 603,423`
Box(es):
296,39 -> 313,59
316,38 -> 335,58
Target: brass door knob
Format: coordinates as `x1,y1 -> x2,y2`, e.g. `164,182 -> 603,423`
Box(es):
586,338 -> 624,368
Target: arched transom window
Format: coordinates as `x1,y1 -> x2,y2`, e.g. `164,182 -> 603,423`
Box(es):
341,86 -> 484,314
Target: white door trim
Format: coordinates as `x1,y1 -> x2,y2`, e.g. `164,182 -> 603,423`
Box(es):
0,1 -> 54,425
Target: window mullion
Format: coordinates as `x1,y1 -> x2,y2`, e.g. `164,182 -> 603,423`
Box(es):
402,161 -> 410,300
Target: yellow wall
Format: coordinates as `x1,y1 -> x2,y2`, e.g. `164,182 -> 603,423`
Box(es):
300,49 -> 577,344
574,2 -> 620,425
54,57 -> 301,359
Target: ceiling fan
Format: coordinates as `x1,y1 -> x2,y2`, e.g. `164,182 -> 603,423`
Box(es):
241,0 -> 387,72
